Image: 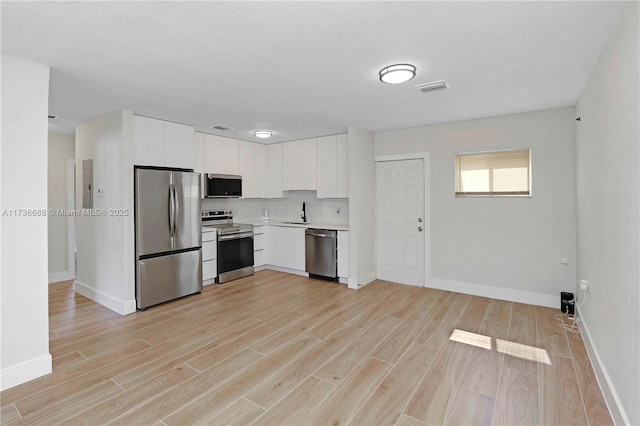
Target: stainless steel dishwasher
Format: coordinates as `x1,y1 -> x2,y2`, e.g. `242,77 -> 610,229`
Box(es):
305,228 -> 338,281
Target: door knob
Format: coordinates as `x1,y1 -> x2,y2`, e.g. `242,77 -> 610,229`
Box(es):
418,218 -> 423,223
418,226 -> 423,232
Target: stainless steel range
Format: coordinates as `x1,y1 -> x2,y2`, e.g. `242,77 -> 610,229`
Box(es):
202,210 -> 254,283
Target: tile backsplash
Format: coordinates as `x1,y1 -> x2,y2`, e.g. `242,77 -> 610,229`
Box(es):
201,191 -> 349,224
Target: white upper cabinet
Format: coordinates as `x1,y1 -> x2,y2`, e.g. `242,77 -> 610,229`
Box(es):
316,135 -> 337,198
165,121 -> 195,169
238,141 -> 267,198
282,141 -> 299,190
133,116 -> 194,169
194,132 -> 205,198
134,116 -> 165,167
316,133 -> 348,198
336,133 -> 348,198
253,143 -> 268,198
299,138 -> 317,190
238,140 -> 253,195
282,138 -> 317,191
204,134 -> 239,175
194,132 -> 205,174
266,144 -> 283,198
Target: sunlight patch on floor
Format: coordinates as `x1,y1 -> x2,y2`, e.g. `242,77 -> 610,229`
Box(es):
448,328 -> 551,365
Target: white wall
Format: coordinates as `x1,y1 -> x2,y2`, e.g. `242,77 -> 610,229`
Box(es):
375,108 -> 577,307
575,3 -> 639,424
0,55 -> 52,390
348,126 -> 376,288
75,110 -> 136,315
48,133 -> 75,282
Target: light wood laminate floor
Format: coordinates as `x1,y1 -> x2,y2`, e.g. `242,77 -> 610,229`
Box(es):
1,270 -> 612,425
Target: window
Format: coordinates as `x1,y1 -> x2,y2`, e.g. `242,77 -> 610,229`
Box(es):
455,149 -> 531,196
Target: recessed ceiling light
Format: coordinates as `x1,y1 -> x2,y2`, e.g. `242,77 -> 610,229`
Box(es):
379,64 -> 416,84
254,130 -> 272,139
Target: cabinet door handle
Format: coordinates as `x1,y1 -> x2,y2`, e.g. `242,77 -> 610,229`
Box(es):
418,227 -> 423,232
418,218 -> 423,223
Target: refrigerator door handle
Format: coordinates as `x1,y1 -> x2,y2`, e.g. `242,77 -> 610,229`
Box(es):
173,184 -> 180,237
168,184 -> 175,238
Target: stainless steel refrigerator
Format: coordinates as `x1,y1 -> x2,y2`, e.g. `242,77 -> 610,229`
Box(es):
135,167 -> 202,310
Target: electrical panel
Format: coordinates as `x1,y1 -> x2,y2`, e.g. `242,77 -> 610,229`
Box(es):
82,159 -> 93,209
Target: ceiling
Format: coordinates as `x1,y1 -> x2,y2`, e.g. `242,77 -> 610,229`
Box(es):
1,1 -> 628,144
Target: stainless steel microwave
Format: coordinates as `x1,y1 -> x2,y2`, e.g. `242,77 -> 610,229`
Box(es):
202,174 -> 242,198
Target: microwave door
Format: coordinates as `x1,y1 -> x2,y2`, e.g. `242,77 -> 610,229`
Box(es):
205,174 -> 242,198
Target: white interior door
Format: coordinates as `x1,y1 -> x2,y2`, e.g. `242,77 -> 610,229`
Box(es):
376,159 -> 425,286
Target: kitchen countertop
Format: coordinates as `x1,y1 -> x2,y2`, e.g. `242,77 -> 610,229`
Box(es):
235,220 -> 349,231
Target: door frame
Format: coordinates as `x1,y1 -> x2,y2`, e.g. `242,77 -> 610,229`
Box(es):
374,152 -> 430,287
67,158 -> 76,279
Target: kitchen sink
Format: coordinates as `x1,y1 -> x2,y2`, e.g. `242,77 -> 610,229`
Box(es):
282,221 -> 309,225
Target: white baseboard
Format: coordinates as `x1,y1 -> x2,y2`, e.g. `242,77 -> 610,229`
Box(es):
264,265 -> 309,277
577,307 -> 629,426
347,272 -> 376,289
203,278 -> 217,286
1,353 -> 52,391
260,265 -> 347,285
48,271 -> 75,284
348,278 -> 358,289
74,280 -> 136,315
429,278 -> 558,308
359,272 -> 376,286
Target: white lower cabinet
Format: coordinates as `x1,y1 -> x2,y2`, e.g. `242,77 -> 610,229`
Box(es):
267,226 -> 305,271
202,259 -> 217,283
202,228 -> 217,284
204,224 -> 345,281
254,226 -> 266,268
337,230 -> 349,279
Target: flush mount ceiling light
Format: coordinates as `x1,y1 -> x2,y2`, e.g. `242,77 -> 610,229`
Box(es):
254,130 -> 272,139
379,64 -> 416,84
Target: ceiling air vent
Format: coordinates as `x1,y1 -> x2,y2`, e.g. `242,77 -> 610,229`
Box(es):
415,80 -> 449,93
211,124 -> 234,131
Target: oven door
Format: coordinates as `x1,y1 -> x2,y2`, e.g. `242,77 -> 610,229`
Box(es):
217,232 -> 254,283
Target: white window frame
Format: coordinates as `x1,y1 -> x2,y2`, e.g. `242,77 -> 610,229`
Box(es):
455,148 -> 532,197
